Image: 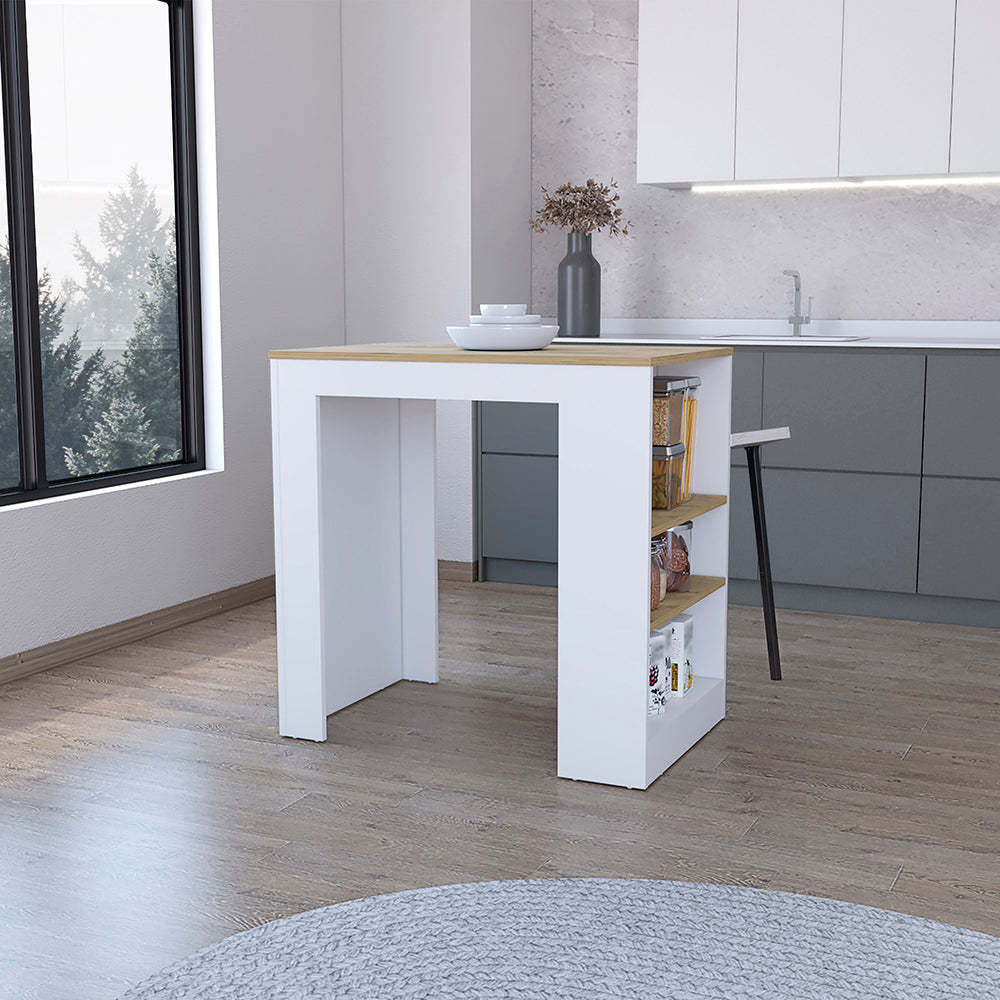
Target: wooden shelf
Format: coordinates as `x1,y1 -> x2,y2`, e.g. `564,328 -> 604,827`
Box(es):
650,575 -> 726,631
651,494 -> 726,537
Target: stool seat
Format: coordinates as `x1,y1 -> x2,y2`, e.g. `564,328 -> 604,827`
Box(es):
730,428 -> 790,682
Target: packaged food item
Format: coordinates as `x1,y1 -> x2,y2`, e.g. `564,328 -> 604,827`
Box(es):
681,377 -> 701,501
669,613 -> 694,697
648,630 -> 668,715
650,540 -> 664,612
652,377 -> 688,447
651,443 -> 685,509
653,522 -> 692,593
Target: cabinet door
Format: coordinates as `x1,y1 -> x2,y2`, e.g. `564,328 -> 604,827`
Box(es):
765,469 -> 920,592
481,453 -> 557,563
730,349 -> 763,468
839,0 -> 956,177
735,0 -> 843,181
481,402 -> 557,456
950,0 -> 1000,174
923,355 -> 1000,479
637,0 -> 737,184
762,351 -> 925,474
727,467 -> 758,580
919,478 -> 1000,600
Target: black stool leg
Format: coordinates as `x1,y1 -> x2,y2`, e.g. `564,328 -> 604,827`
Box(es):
745,445 -> 781,681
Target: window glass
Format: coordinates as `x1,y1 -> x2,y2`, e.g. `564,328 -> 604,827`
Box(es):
0,149 -> 21,491
26,0 -> 182,481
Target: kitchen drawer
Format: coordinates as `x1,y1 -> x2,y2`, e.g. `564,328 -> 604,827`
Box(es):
727,467 -> 759,579
481,402 -> 557,455
918,477 -> 1000,601
731,349 -> 763,468
764,469 -> 920,592
480,453 -> 557,563
763,351 -> 924,474
923,355 -> 1000,479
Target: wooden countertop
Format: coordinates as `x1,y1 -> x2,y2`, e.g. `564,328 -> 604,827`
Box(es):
268,342 -> 733,366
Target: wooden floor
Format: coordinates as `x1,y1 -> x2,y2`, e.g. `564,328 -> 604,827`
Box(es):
2,583 -> 999,999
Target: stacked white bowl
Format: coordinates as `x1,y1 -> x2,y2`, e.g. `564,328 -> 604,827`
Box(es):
447,305 -> 558,351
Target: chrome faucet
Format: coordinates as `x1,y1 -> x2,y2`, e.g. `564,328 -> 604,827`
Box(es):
783,269 -> 812,337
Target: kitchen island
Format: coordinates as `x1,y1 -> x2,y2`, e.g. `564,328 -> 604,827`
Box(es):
269,341 -> 732,789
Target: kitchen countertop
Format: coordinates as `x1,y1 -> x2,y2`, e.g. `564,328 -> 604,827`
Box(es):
559,318 -> 1000,349
269,342 -> 732,365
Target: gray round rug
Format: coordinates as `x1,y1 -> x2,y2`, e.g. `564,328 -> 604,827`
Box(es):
120,878 -> 999,999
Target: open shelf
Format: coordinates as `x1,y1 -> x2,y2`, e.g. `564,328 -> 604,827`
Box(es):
650,575 -> 726,631
651,494 -> 726,537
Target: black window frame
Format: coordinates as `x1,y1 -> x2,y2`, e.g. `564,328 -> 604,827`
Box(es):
0,0 -> 204,507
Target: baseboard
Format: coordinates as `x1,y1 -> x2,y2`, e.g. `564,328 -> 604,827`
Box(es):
0,576 -> 276,687
438,559 -> 479,582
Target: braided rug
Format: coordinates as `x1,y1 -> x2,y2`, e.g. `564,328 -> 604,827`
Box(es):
120,878 -> 1000,998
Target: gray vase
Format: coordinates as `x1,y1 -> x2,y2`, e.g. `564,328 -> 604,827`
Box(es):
557,231 -> 601,338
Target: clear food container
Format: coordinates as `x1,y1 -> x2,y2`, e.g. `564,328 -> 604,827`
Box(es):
652,442 -> 685,510
650,539 -> 664,612
653,521 -> 692,593
652,377 -> 688,447
681,377 -> 701,502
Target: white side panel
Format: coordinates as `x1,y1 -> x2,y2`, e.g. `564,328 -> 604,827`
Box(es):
271,361 -> 327,741
637,0 -> 738,184
557,367 -> 653,789
839,0 -> 956,178
399,399 -> 438,683
318,395 -> 405,715
735,0 -> 843,181
950,0 -> 1000,175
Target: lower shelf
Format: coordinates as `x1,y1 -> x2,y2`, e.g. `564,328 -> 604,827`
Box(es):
645,676 -> 725,786
649,575 -> 726,631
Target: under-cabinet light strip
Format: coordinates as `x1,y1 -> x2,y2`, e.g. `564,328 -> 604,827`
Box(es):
690,175 -> 1000,193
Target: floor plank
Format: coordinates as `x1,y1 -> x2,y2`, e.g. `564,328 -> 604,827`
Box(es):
1,584 -> 998,999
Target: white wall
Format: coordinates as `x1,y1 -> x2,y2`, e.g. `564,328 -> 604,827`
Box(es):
342,0 -> 533,565
0,0 -> 345,658
531,0 -> 1000,323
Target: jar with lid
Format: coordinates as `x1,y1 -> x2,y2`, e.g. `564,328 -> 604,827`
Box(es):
652,377 -> 688,447
653,521 -> 692,593
650,538 -> 664,612
652,442 -> 685,510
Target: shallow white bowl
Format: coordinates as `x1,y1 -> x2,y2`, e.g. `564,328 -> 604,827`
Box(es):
480,304 -> 527,317
446,324 -> 559,351
470,314 -> 542,325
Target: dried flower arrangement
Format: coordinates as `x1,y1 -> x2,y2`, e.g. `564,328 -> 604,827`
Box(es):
529,178 -> 631,237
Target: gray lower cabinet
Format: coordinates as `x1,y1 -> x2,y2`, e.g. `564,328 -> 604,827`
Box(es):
762,350 -> 925,474
728,468 -> 759,580
923,355 -> 1000,479
918,477 -> 1000,600
730,350 -> 763,468
762,469 -> 920,592
481,402 -> 558,456
480,452 -> 557,579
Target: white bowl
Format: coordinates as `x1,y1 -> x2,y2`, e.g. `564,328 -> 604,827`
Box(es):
480,304 -> 527,317
446,324 -> 559,351
470,314 -> 542,325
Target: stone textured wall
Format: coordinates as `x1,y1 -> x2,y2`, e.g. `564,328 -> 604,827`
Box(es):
531,1 -> 1000,320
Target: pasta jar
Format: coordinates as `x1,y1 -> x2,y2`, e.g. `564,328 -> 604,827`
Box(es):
652,442 -> 685,510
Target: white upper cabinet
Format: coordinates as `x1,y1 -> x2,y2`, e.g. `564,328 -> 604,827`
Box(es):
950,0 -> 1000,174
637,0 -> 738,185
838,0 -> 956,178
735,0 -> 843,181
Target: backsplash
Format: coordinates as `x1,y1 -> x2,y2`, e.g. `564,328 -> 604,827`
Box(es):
530,0 -> 1000,321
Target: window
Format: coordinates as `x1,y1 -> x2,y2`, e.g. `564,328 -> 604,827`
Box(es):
0,0 -> 202,505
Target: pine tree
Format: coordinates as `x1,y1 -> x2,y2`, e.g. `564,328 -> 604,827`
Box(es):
62,393 -> 166,477
0,246 -> 107,483
118,230 -> 181,448
63,165 -> 168,344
